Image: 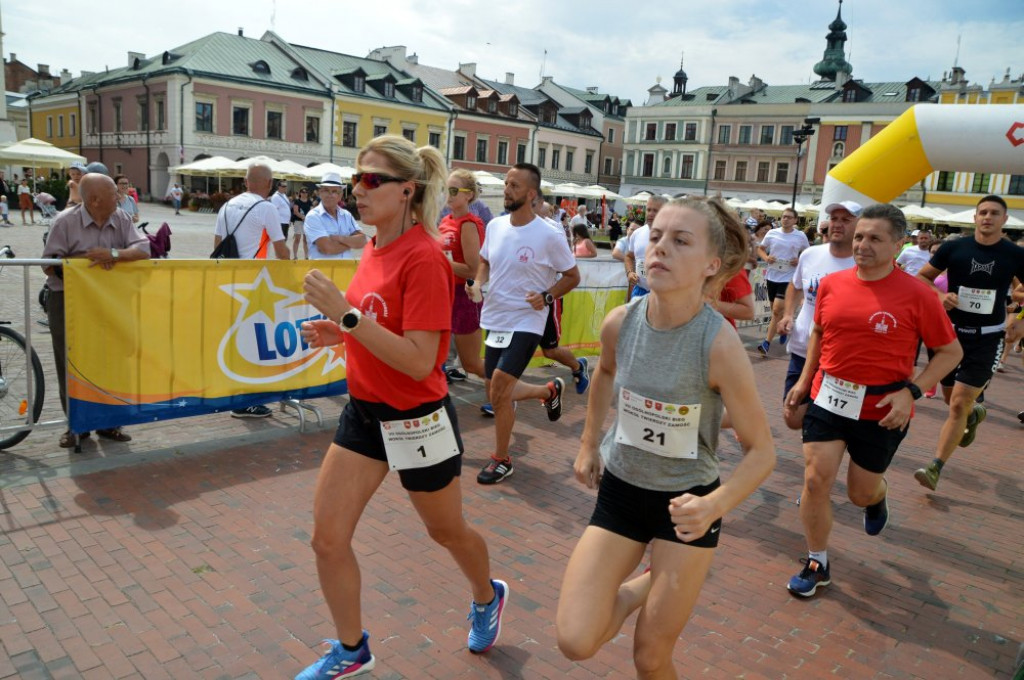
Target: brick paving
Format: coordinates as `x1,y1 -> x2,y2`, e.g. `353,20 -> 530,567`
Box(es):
1,203 -> 1022,678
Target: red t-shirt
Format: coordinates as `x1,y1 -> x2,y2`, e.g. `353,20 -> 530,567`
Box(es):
344,225 -> 453,410
718,270 -> 753,328
438,213 -> 486,285
812,266 -> 956,420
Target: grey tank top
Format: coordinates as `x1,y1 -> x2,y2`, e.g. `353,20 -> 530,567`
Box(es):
600,296 -> 724,491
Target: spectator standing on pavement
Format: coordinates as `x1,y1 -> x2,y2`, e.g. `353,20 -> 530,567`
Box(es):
304,173 -> 366,260
1,196 -> 11,226
271,181 -> 293,240
169,183 -> 183,215
471,163 -> 581,485
42,173 -> 151,448
291,187 -> 314,259
783,204 -> 962,598
114,175 -> 140,223
295,135 -> 506,679
212,162 -> 289,418
557,197 -> 775,676
18,178 -> 33,224
439,168 -> 486,380
608,211 -> 622,243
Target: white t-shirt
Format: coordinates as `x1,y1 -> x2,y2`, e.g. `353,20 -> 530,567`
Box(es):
304,203 -> 362,260
788,244 -> 855,357
760,227 -> 810,283
896,246 -> 931,276
480,214 -> 576,335
625,224 -> 651,290
270,191 -> 292,224
214,192 -> 283,259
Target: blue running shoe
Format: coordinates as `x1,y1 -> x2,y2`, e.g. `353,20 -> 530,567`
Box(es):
573,357 -> 590,395
480,403 -> 494,417
787,558 -> 831,598
864,494 -> 889,536
779,333 -> 788,346
295,632 -> 375,679
756,340 -> 770,356
467,579 -> 508,653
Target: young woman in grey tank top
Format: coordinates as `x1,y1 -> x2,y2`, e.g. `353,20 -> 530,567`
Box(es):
556,197 -> 776,677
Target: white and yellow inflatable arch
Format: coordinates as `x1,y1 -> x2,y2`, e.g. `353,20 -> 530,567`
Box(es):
820,104 -> 1024,222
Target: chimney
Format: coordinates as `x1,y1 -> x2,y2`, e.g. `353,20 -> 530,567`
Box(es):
748,74 -> 764,90
727,76 -> 752,99
505,72 -> 515,85
60,69 -> 72,81
951,66 -> 966,85
367,46 -> 408,68
459,62 -> 476,77
587,87 -> 599,94
37,64 -> 51,76
237,27 -> 244,37
81,70 -> 95,77
407,53 -> 418,65
541,75 -> 553,86
835,70 -> 851,87
9,53 -> 15,63
127,52 -> 144,67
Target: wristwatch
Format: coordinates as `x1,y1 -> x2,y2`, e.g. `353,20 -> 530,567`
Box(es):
339,308 -> 362,332
542,291 -> 555,306
905,383 -> 923,400
110,248 -> 119,260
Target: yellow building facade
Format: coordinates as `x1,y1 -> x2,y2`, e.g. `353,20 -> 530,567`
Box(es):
28,92 -> 82,154
332,98 -> 448,166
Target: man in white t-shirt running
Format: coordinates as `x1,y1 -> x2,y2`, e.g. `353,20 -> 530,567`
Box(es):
778,201 -> 860,429
470,163 -> 580,485
622,194 -> 667,300
757,207 -> 810,355
895,229 -> 932,276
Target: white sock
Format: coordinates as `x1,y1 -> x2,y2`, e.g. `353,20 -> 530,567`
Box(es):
809,550 -> 828,569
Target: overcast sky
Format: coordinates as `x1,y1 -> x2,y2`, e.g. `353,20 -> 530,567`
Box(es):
3,0 -> 1021,104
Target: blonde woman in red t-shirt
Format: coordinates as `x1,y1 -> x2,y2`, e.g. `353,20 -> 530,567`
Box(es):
438,168 -> 486,379
296,136 -> 506,679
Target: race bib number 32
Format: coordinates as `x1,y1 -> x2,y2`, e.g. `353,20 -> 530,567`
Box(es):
614,387 -> 700,458
484,330 -> 513,348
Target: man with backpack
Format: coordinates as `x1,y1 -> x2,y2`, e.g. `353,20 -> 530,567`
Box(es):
212,162 -> 289,418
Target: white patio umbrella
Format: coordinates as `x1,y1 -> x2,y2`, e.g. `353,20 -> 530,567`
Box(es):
738,198 -> 772,212
301,162 -> 356,181
552,182 -> 586,197
580,184 -> 623,200
169,155 -> 236,175
225,155 -> 310,179
939,208 -> 1024,230
472,171 -> 505,195
897,204 -> 935,224
623,191 -> 653,205
0,137 -> 86,167
725,197 -> 746,209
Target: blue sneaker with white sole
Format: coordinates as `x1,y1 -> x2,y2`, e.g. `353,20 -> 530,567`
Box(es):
573,357 -> 590,395
295,631 -> 375,679
467,579 -> 508,653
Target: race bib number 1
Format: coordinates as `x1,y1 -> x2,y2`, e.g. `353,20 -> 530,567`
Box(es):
814,374 -> 866,420
614,388 -> 700,459
485,330 -> 513,348
379,405 -> 460,471
956,286 -> 996,315
636,259 -> 646,278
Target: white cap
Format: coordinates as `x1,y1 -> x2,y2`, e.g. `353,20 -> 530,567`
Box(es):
824,200 -> 863,217
317,172 -> 345,187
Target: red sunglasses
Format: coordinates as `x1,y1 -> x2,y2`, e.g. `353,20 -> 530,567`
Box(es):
350,172 -> 405,190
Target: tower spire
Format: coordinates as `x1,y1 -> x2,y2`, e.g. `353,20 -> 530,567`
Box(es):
813,0 -> 854,81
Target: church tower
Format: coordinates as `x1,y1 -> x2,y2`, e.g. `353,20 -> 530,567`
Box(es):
813,0 -> 854,81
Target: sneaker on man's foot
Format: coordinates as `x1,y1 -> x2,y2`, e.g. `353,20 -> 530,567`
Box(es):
446,367 -> 469,382
787,558 -> 831,597
958,403 -> 987,447
914,462 -> 941,491
544,378 -> 564,422
572,357 -> 590,395
757,340 -> 770,356
779,334 -> 788,346
477,456 -> 514,485
232,404 -> 272,418
1018,410 -> 1024,424
467,579 -> 509,653
480,402 -> 494,417
864,494 -> 889,536
295,632 -> 375,679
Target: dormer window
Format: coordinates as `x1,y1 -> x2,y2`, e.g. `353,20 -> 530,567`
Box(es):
251,60 -> 271,75
907,87 -> 921,102
842,89 -> 856,103
291,67 -> 308,81
412,84 -> 423,102
384,81 -> 395,98
487,99 -> 497,114
509,103 -> 518,117
353,75 -> 365,93
466,95 -> 477,109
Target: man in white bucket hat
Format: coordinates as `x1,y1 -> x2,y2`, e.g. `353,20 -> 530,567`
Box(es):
304,172 -> 366,260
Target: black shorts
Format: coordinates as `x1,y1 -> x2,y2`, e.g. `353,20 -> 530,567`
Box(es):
801,403 -> 908,474
938,330 -> 1003,389
540,299 -> 563,350
766,280 -> 788,303
333,396 -> 463,493
484,330 -> 541,380
785,353 -> 810,404
589,470 -> 722,549
280,222 -> 290,239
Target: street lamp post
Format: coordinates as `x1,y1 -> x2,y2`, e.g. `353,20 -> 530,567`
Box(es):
791,122 -> 816,207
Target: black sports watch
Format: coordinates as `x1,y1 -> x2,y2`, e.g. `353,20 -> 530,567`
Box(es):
542,291 -> 555,306
905,383 -> 923,400
339,308 -> 362,332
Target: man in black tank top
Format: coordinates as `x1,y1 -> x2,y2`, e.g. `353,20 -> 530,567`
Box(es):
913,195 -> 1024,492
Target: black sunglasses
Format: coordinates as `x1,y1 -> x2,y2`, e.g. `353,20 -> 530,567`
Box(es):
351,172 -> 405,190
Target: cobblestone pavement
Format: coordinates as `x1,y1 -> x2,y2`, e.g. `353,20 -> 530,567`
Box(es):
0,203 -> 1021,678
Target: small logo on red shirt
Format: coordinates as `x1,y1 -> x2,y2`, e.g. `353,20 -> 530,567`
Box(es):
869,311 -> 898,334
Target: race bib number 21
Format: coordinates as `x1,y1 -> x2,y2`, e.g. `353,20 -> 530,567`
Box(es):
614,388 -> 700,459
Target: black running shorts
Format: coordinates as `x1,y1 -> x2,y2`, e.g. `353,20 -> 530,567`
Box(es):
801,403 -> 908,474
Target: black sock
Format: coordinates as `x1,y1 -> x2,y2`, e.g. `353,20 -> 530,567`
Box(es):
341,639 -> 363,652
933,458 -> 945,472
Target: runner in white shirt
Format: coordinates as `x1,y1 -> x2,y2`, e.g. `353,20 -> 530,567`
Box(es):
895,229 -> 932,276
270,181 -> 293,239
303,172 -> 366,260
777,201 -> 859,429
471,164 -> 580,485
756,207 -> 809,355
623,195 -> 668,300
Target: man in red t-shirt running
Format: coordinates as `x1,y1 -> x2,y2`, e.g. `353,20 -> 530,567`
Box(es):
782,204 -> 962,598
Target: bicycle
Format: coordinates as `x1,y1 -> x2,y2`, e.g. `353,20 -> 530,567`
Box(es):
0,244 -> 46,449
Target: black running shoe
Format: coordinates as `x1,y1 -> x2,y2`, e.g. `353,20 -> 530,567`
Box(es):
477,457 -> 514,485
544,378 -> 564,422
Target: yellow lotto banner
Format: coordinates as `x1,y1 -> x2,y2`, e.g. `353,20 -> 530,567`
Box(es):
64,259 -> 357,432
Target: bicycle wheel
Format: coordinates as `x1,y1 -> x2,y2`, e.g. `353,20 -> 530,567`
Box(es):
0,325 -> 46,449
